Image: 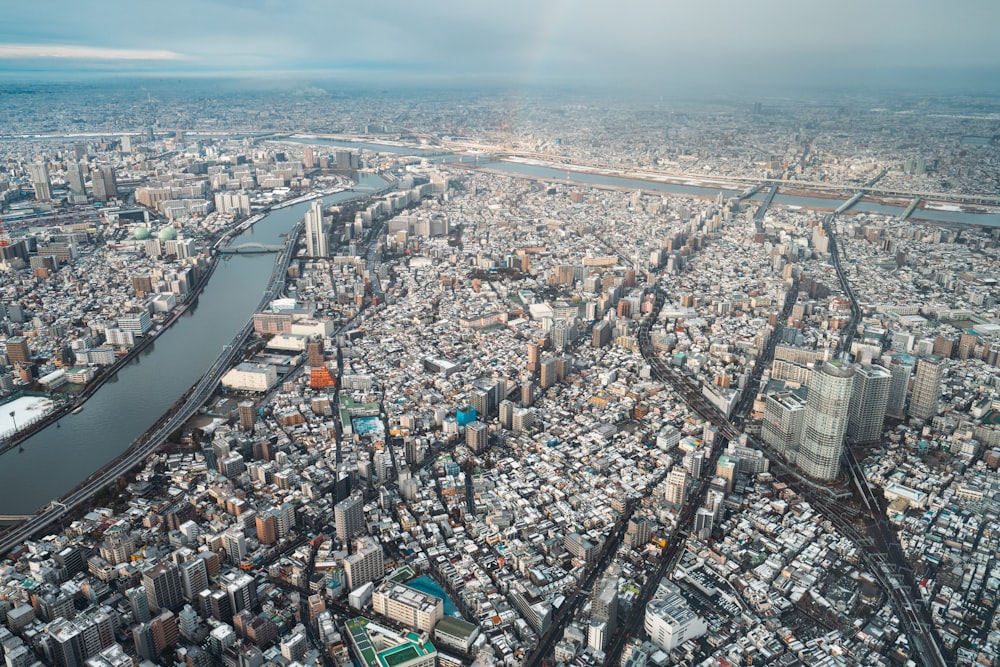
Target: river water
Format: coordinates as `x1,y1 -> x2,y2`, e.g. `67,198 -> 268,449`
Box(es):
0,175 -> 387,515
283,137 -> 1000,227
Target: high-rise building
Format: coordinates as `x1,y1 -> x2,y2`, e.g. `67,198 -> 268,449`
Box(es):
520,380 -> 534,406
179,557 -> 208,603
932,335 -> 954,359
222,528 -> 247,564
512,407 -> 535,433
238,400 -> 256,432
592,320 -> 611,348
255,513 -> 277,545
527,342 -> 540,373
142,562 -> 184,613
847,363 -> 891,443
5,336 -> 31,366
127,586 -> 152,623
343,536 -> 384,590
66,161 -> 86,197
694,507 -> 715,540
470,387 -> 492,421
303,200 -> 328,257
798,361 -> 855,481
466,420 -> 489,453
665,468 -> 688,507
761,392 -> 806,461
133,611 -> 178,662
307,337 -> 325,367
303,146 -> 316,169
625,517 -> 653,548
28,161 -> 52,202
92,166 -> 118,202
499,399 -> 514,430
910,356 -> 943,422
540,357 -> 560,389
886,355 -> 914,419
223,572 -> 258,615
49,618 -> 86,667
957,330 -> 979,361
334,493 -> 365,541
591,577 -> 619,637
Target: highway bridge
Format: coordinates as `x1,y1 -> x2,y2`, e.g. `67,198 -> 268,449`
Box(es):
218,242 -> 283,254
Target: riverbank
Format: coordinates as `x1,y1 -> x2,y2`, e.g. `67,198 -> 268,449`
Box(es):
0,200 -> 293,456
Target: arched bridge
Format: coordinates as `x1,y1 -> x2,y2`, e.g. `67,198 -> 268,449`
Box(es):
219,242 -> 284,254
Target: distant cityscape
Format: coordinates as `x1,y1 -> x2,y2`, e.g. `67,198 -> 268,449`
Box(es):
0,82 -> 998,667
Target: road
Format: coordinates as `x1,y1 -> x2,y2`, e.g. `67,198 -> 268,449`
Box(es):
596,207 -> 943,666
821,196 -> 947,667
1,218 -> 304,557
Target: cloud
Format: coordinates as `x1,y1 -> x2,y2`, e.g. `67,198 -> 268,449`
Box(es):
0,44 -> 187,61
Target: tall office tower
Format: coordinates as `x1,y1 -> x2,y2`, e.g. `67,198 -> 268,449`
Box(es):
847,363 -> 891,443
92,166 -> 118,202
910,356 -> 943,422
334,493 -> 365,540
664,468 -> 689,507
798,361 -> 855,481
142,562 -> 184,613
303,146 -> 316,169
761,392 -> 806,461
66,162 -> 86,197
28,161 -> 52,202
303,200 -> 328,257
466,420 -> 489,453
886,355 -> 914,419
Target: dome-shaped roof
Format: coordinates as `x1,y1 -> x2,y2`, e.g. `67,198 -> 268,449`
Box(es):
157,226 -> 178,242
133,227 -> 151,240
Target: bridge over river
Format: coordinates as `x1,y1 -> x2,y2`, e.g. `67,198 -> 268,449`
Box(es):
218,242 -> 283,254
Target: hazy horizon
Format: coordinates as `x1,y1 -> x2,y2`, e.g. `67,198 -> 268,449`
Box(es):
2,0 -> 1000,95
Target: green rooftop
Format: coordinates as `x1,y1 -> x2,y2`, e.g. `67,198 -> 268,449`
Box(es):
346,617 -> 436,667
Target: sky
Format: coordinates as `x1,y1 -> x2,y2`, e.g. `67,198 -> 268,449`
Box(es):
2,0 -> 999,91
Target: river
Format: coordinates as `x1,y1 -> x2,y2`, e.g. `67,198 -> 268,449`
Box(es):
281,137 -> 1000,227
0,175 -> 388,515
